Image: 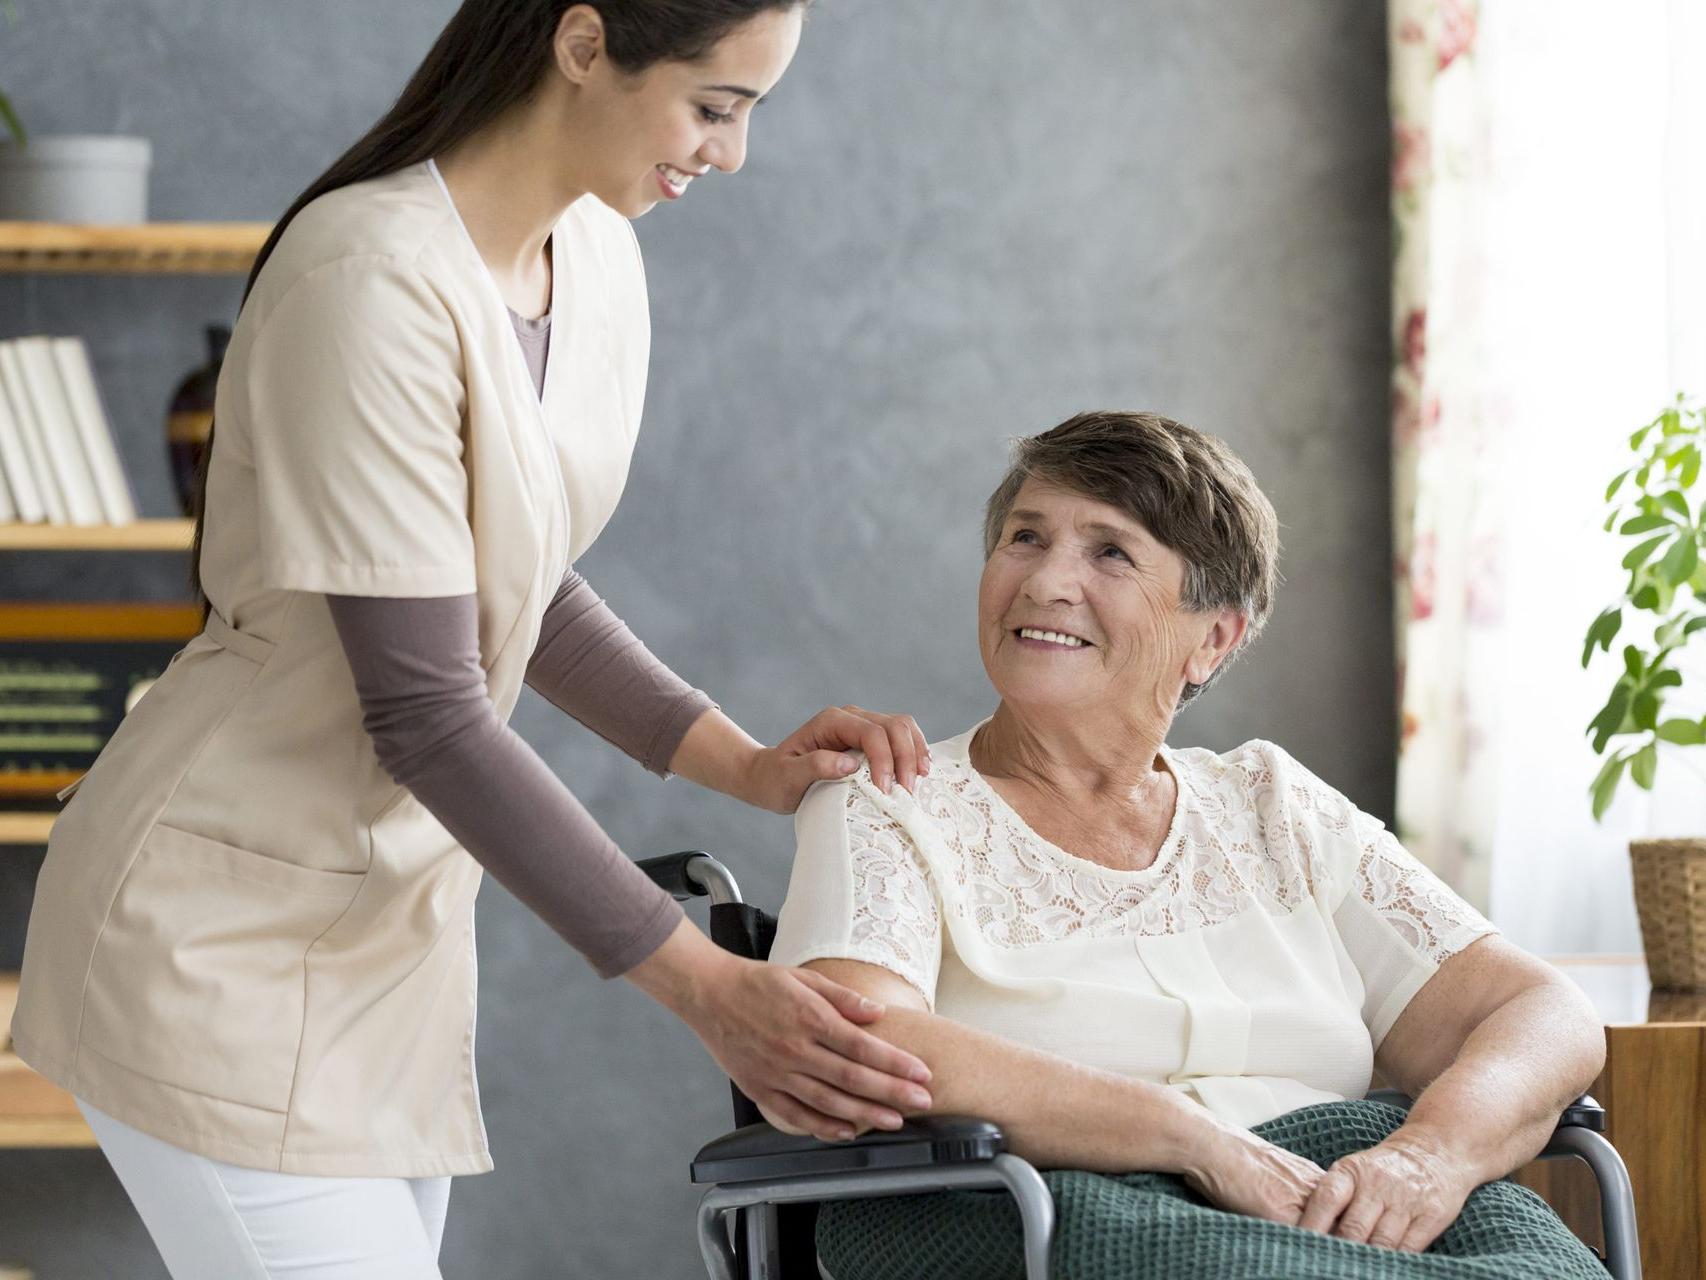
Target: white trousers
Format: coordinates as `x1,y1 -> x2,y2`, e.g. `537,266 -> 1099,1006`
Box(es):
77,1098 -> 452,1280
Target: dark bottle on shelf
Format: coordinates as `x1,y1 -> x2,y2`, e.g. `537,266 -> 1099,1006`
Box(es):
166,324 -> 230,516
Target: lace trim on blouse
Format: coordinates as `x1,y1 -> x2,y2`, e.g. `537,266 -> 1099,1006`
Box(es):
841,740 -> 1490,997
846,794 -> 941,996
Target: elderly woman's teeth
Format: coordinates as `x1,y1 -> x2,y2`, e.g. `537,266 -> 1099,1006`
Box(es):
1018,628 -> 1087,648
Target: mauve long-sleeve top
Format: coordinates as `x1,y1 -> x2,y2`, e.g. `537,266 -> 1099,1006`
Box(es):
323,298 -> 716,979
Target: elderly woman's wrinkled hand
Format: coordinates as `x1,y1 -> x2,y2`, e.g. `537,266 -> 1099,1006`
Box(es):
1183,1122 -> 1329,1228
744,704 -> 931,813
1297,1130 -> 1476,1252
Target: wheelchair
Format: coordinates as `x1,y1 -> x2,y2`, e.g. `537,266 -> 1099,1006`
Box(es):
639,851 -> 1642,1280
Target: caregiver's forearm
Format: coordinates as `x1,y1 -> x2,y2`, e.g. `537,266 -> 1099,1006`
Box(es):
856,1005 -> 1215,1174
327,592 -> 684,979
1394,979 -> 1604,1184
666,707 -> 767,804
525,569 -> 717,776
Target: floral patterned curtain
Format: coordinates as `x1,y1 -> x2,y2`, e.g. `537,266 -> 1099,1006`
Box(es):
1389,0 -> 1501,908
1390,0 -> 1706,941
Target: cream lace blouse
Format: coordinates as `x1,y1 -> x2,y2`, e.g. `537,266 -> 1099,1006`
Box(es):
769,719 -> 1499,1129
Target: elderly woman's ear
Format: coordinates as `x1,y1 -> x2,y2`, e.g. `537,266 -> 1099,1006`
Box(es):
1183,608 -> 1250,690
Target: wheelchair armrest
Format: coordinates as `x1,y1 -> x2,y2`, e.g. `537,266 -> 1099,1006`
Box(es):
690,1116 -> 1007,1185
637,851 -> 716,901
1367,1088 -> 1606,1134
1556,1093 -> 1606,1133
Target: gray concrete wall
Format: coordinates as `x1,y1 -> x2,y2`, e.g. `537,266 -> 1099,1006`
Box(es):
0,1 -> 1391,1274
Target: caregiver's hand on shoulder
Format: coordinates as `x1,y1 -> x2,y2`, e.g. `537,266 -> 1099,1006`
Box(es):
1182,1121 -> 1328,1227
688,950 -> 934,1142
1297,1130 -> 1475,1252
744,704 -> 931,813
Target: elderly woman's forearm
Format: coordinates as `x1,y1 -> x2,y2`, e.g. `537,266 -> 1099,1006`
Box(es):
1395,980 -> 1604,1184
864,1006 -> 1212,1173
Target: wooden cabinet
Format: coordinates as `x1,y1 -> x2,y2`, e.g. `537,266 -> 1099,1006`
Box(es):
1515,956 -> 1706,1279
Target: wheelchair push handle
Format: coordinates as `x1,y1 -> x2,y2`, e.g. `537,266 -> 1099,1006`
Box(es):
638,851 -> 744,906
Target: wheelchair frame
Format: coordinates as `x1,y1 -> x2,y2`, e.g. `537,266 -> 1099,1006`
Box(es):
641,851 -> 1640,1280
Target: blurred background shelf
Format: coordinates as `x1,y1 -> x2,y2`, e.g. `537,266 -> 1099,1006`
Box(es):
0,519 -> 194,551
0,815 -> 53,845
0,1114 -> 96,1148
0,222 -> 270,273
0,972 -> 92,1148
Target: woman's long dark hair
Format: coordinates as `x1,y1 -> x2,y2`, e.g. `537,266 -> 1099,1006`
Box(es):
189,0 -> 802,621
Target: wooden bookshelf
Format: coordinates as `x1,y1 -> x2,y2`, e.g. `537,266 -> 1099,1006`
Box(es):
0,518 -> 194,551
0,221 -> 271,274
0,226 -> 234,1159
0,973 -> 94,1148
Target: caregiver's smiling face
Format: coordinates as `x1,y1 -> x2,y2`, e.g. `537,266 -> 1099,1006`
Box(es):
562,4 -> 804,218
978,479 -> 1202,723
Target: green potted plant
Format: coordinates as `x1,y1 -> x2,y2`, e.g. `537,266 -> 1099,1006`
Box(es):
1583,393 -> 1706,989
0,1 -> 153,223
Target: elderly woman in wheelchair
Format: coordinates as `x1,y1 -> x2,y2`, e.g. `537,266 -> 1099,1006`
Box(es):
759,410 -> 1615,1278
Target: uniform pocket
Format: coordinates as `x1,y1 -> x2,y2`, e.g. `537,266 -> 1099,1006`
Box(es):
79,823 -> 363,1112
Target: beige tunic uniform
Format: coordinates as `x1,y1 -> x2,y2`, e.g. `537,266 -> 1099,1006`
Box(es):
10,158 -> 650,1177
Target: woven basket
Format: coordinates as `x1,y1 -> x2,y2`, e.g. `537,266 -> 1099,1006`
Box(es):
1630,838 -> 1706,991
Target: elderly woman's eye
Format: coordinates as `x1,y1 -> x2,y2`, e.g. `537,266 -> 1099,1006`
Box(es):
1010,529 -> 1039,545
1102,544 -> 1132,561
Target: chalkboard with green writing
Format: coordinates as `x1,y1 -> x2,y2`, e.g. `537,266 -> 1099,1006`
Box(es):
0,604 -> 202,800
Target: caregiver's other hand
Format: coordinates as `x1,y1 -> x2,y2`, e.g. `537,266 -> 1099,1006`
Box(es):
683,946 -> 934,1143
744,704 -> 930,813
1297,1130 -> 1475,1252
1182,1121 -> 1328,1228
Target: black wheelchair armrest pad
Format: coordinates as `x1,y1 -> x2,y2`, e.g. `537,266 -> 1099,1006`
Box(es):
691,1116 -> 1006,1185
1556,1093 -> 1606,1132
636,851 -> 712,900
1364,1089 -> 1604,1135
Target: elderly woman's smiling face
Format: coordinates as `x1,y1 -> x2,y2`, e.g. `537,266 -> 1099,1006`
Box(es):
978,478 -> 1236,725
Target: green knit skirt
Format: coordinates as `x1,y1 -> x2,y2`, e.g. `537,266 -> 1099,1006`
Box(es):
815,1100 -> 1606,1280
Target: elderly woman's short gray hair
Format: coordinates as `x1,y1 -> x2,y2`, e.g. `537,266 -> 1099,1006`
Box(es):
982,410 -> 1282,707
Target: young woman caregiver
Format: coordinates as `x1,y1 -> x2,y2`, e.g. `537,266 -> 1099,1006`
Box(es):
10,1 -> 935,1273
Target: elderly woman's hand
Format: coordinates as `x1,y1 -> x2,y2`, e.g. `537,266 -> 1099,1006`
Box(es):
1297,1129 -> 1477,1252
742,704 -> 931,813
1182,1121 -> 1329,1227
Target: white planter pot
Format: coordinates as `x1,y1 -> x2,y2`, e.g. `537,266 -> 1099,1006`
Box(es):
0,135 -> 152,223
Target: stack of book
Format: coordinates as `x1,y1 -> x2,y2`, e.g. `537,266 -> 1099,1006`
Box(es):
0,337 -> 136,526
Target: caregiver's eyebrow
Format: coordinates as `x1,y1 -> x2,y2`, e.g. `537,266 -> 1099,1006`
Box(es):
702,83 -> 768,103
